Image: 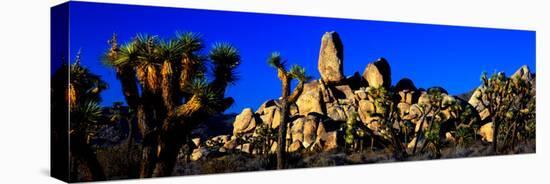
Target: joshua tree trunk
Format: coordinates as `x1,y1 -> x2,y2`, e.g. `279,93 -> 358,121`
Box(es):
276,75 -> 291,170
152,117 -> 181,177
418,108 -> 440,154
492,116 -> 499,154
152,94 -> 219,177
412,115 -> 426,154
152,113 -> 197,177
137,102 -> 158,178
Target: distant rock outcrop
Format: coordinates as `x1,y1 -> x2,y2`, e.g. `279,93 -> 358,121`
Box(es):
511,65 -> 533,84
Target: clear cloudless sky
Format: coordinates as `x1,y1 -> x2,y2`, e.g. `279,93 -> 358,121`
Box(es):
63,1 -> 536,114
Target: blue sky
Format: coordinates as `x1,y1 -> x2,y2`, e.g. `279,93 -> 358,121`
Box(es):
62,1 -> 536,113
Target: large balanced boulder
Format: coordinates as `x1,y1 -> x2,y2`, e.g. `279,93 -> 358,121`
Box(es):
318,31 -> 345,84
395,78 -> 417,92
363,58 -> 391,88
232,108 -> 257,135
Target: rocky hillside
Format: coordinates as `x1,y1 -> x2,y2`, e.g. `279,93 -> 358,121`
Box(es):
188,31 -> 535,160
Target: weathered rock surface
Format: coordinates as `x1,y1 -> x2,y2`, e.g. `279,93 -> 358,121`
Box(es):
303,114 -> 320,148
331,84 -> 355,101
296,81 -> 324,116
289,140 -> 303,152
223,137 -> 238,150
259,106 -> 277,127
290,117 -> 305,143
358,99 -> 376,125
480,122 -> 494,142
232,108 -> 257,135
315,131 -> 338,151
318,31 -> 345,84
206,135 -> 230,147
255,99 -> 277,114
363,58 -> 391,88
191,148 -> 210,161
326,105 -> 347,122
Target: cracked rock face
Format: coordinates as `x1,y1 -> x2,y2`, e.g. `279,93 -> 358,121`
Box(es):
318,31 -> 345,84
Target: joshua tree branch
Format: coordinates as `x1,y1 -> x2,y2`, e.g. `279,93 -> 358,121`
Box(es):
288,80 -> 305,103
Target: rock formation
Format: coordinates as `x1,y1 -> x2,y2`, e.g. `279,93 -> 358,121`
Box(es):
318,31 -> 345,84
189,32 -> 535,160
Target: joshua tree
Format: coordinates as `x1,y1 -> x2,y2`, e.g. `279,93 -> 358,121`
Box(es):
104,33 -> 241,177
52,52 -> 107,181
447,98 -> 478,147
251,123 -> 277,156
267,52 -> 310,169
344,112 -> 366,152
411,88 -> 444,155
477,71 -> 535,153
365,86 -> 407,159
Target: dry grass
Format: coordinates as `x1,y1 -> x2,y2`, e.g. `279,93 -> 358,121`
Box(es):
90,138 -> 535,179
95,142 -> 141,180
171,139 -> 535,176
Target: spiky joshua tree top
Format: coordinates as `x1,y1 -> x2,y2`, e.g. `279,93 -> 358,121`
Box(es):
103,32 -> 241,177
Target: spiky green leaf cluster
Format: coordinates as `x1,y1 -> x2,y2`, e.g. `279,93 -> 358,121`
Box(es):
210,43 -> 241,84
267,52 -> 285,68
289,65 -> 312,82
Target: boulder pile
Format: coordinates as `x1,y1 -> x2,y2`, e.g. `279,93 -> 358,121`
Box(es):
187,31 -> 535,159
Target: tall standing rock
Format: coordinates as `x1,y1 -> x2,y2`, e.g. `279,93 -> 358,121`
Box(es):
318,31 -> 345,84
363,58 -> 391,88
